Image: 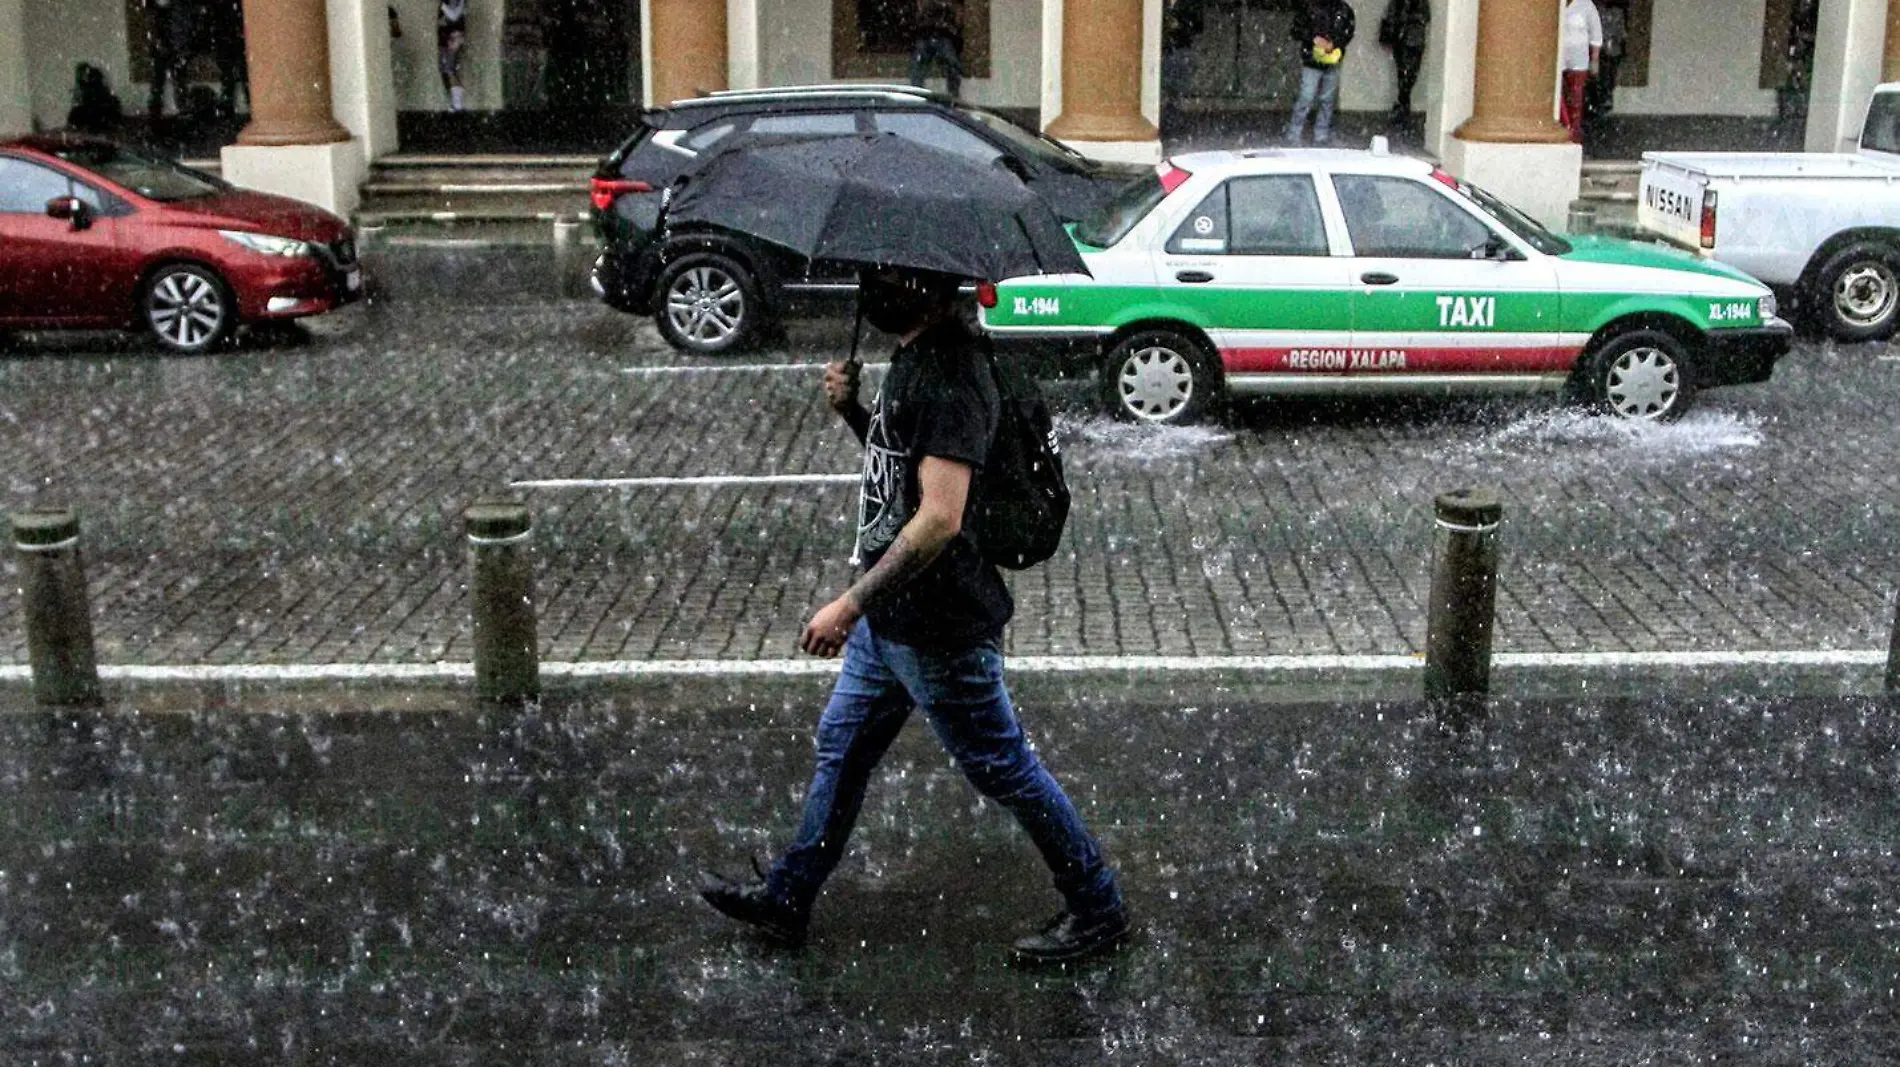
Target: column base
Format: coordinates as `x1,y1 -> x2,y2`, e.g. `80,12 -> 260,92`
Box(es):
1443,137 -> 1581,233
1057,138 -> 1164,165
220,140 -> 367,217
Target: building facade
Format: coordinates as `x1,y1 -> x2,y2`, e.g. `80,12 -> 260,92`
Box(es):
1,0 -> 1897,224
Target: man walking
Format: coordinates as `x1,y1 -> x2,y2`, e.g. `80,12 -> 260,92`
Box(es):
1560,0 -> 1602,144
699,266 -> 1129,966
1378,0 -> 1429,128
1285,0 -> 1355,146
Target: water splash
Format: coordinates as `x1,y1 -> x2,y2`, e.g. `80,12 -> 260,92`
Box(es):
1473,408 -> 1766,465
1059,416 -> 1235,463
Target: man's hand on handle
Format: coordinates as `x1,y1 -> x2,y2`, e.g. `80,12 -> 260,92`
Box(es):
824,360 -> 861,414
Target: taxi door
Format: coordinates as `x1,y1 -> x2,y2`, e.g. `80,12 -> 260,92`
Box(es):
1327,173 -> 1565,377
1153,173 -> 1354,375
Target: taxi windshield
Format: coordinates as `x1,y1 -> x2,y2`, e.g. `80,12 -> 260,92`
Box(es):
1863,90 -> 1900,155
1452,178 -> 1572,255
53,143 -> 225,202
1074,172 -> 1166,249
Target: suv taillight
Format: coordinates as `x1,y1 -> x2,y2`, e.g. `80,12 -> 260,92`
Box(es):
591,177 -> 653,212
1699,189 -> 1717,250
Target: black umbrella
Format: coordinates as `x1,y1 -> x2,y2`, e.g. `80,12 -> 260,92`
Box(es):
663,132 -> 1091,282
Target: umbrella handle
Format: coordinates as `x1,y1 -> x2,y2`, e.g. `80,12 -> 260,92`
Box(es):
847,298 -> 864,370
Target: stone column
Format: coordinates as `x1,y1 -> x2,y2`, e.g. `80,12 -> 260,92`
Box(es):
238,0 -> 351,147
0,0 -> 29,136
1441,0 -> 1579,230
1887,0 -> 1900,82
645,0 -> 729,106
1042,0 -> 1160,162
222,0 -> 366,214
1806,0 -> 1887,153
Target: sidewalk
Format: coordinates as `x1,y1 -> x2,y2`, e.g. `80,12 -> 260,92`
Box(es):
1,675 -> 1896,1062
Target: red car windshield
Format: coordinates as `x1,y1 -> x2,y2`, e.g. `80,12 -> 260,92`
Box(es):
52,144 -> 224,202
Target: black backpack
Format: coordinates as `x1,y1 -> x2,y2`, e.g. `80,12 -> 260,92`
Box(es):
972,343 -> 1069,569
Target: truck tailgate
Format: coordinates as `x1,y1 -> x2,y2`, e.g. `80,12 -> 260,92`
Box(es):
1637,155 -> 1709,250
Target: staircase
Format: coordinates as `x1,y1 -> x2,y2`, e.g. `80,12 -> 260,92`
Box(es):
353,155 -> 595,243
1572,159 -> 1642,237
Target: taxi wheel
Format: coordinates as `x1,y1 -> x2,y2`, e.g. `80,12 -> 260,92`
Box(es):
1588,328 -> 1695,422
143,263 -> 235,354
1812,242 -> 1900,342
1102,329 -> 1220,424
655,253 -> 763,355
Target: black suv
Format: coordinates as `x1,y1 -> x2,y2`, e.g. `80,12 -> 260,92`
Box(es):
589,84 -> 1145,354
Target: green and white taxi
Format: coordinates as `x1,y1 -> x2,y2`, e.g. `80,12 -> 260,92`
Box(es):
981,147 -> 1794,423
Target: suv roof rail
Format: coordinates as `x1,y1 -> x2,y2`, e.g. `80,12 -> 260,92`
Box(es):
674,84 -> 949,107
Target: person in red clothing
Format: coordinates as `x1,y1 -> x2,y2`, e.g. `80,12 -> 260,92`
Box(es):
1559,0 -> 1603,144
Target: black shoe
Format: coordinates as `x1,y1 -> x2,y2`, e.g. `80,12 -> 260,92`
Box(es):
698,859 -> 809,947
1009,908 -> 1131,966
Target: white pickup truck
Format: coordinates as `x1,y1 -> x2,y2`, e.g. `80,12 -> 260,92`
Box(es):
1637,83 -> 1900,342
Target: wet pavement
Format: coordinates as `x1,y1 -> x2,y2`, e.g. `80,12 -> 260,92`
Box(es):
3,677 -> 1898,1063
2,251 -> 1899,672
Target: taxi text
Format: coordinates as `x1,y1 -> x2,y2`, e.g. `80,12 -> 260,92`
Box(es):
1285,349 -> 1409,370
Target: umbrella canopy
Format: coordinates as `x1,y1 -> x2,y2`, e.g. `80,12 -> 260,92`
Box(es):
664,133 -> 1091,282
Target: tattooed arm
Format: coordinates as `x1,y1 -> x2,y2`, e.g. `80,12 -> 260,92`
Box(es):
800,456 -> 971,656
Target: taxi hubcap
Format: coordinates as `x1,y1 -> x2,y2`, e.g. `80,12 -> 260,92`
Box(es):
666,266 -> 744,344
1117,345 -> 1194,421
148,271 -> 224,349
1835,261 -> 1898,328
1605,346 -> 1680,420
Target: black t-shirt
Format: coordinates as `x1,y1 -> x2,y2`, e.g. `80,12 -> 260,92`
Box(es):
856,319 -> 1012,649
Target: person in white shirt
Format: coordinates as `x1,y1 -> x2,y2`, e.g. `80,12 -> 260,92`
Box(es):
1560,0 -> 1603,144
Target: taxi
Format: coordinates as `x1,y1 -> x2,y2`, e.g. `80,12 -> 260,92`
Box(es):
981,146 -> 1793,423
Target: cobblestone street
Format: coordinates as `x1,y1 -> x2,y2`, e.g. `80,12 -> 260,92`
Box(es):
4,266 -> 1898,666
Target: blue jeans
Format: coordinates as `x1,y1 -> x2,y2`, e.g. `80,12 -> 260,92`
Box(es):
909,35 -> 964,98
1286,65 -> 1340,144
768,619 -> 1122,920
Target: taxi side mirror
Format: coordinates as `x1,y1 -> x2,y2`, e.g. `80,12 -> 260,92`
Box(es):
45,196 -> 91,231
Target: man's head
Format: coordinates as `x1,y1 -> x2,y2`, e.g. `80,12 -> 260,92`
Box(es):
859,266 -> 961,336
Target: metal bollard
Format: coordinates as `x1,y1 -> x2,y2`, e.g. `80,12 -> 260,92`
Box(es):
466,502 -> 539,703
1424,488 -> 1503,703
1566,202 -> 1598,236
357,222 -> 387,255
11,509 -> 102,706
552,216 -> 584,300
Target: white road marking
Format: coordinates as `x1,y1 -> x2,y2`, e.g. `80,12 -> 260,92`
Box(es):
512,474 -> 857,490
622,361 -> 889,376
0,649 -> 1885,685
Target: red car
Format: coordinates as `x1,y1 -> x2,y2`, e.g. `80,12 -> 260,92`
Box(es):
0,136 -> 361,353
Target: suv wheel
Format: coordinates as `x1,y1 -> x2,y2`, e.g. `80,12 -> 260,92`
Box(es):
655,253 -> 763,354
1811,241 -> 1900,342
144,263 -> 235,354
1588,328 -> 1694,421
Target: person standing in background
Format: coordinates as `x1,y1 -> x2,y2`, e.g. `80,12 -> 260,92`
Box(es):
1161,0 -> 1205,141
1586,0 -> 1625,122
207,0 -> 247,119
438,0 -> 470,112
908,0 -> 966,99
1284,0 -> 1355,146
1559,0 -> 1602,144
1378,0 -> 1429,128
143,0 -> 195,127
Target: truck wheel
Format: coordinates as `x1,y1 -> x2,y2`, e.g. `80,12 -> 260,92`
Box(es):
1100,328 -> 1221,424
1587,328 -> 1694,421
1812,242 -> 1900,342
655,252 -> 765,355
